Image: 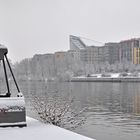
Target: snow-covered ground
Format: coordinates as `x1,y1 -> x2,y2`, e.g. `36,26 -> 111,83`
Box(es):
91,73 -> 120,78
0,117 -> 94,140
75,72 -> 140,78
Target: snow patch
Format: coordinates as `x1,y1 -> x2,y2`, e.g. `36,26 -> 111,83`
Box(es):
0,97 -> 25,111
0,117 -> 95,140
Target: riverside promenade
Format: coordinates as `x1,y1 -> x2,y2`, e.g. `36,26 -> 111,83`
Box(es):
71,73 -> 140,82
0,117 -> 95,140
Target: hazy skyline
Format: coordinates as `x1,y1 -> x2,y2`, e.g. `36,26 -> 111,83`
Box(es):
0,0 -> 140,62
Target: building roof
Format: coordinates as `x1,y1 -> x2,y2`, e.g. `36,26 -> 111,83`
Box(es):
70,35 -> 105,51
80,37 -> 104,47
70,35 -> 86,50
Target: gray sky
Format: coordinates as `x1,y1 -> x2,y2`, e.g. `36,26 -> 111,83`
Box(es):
0,0 -> 140,62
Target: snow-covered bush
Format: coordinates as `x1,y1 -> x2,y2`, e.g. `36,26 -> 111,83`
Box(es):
31,94 -> 86,130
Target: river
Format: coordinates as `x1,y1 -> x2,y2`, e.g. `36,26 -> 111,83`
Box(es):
1,80 -> 140,140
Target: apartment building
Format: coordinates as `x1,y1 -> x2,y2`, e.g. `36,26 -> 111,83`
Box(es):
80,46 -> 109,64
120,38 -> 140,64
132,47 -> 140,64
105,43 -> 120,64
69,35 -> 110,64
69,35 -> 140,65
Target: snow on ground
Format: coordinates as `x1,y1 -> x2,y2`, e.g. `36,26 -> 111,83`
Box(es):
76,73 -> 120,78
75,73 -> 140,78
110,73 -> 120,78
0,117 -> 94,140
90,73 -> 120,78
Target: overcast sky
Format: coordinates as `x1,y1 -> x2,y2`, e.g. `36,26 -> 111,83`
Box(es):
0,0 -> 140,62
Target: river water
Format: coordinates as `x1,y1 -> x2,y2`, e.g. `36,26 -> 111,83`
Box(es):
1,80 -> 140,140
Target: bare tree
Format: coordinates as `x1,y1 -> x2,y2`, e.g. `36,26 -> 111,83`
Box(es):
31,93 -> 86,130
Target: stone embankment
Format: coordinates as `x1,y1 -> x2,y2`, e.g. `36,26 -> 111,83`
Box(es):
71,77 -> 140,82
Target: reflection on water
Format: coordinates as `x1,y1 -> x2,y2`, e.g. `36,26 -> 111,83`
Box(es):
1,80 -> 140,140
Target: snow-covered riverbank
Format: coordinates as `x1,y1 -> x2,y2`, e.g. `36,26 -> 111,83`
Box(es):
0,117 -> 94,140
71,73 -> 140,82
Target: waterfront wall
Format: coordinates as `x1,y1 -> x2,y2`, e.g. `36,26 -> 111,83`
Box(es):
71,77 -> 140,82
